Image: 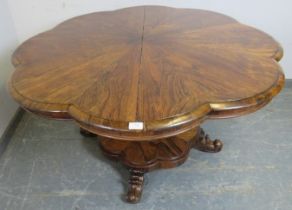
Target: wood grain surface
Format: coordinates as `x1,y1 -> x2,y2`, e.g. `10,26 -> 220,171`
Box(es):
9,6 -> 285,140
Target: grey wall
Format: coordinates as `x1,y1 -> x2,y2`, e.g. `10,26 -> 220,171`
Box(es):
0,0 -> 18,136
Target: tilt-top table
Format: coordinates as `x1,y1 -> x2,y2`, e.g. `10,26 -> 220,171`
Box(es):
9,6 -> 284,203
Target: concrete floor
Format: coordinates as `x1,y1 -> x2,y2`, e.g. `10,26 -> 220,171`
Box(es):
0,86 -> 292,210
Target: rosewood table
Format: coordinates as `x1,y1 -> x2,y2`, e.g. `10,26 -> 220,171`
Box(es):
9,6 -> 284,203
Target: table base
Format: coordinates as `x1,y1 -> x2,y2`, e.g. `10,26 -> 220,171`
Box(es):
80,127 -> 223,203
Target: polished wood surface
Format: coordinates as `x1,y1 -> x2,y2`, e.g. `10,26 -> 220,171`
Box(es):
9,6 -> 285,204
9,6 -> 284,140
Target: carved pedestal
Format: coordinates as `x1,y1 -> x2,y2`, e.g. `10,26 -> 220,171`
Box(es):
81,127 -> 222,203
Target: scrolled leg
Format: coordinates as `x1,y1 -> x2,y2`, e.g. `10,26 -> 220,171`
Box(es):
126,169 -> 144,203
193,129 -> 223,153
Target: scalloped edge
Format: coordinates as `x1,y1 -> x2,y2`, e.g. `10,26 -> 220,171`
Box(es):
8,6 -> 286,141
9,67 -> 284,141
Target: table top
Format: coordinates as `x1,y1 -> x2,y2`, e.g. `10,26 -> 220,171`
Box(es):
9,6 -> 284,140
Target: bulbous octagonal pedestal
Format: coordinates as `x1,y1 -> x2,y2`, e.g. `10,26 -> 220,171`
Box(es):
80,127 -> 222,203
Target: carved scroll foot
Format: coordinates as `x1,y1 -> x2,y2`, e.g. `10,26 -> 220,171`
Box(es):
126,169 -> 144,203
80,127 -> 97,137
193,129 -> 223,153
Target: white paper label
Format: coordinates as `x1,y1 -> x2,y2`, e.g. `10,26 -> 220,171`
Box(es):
128,122 -> 144,130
